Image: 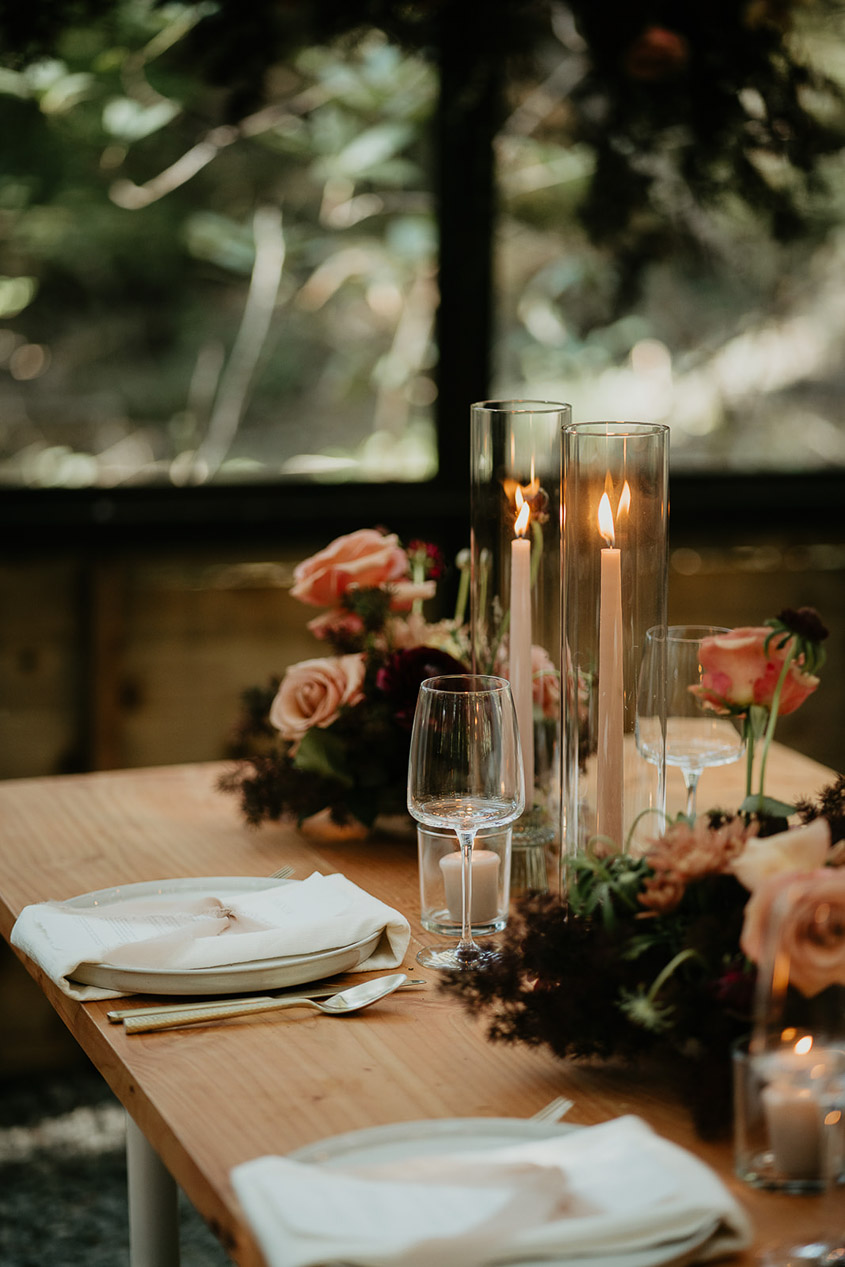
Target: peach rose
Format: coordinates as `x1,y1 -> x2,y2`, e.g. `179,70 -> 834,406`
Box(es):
269,654 -> 366,746
692,627 -> 820,717
732,818 -> 831,893
291,529 -> 409,607
740,868 -> 845,997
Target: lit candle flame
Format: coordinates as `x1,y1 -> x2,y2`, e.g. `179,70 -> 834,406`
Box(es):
515,495 -> 530,538
795,1035 -> 814,1056
597,492 -> 615,548
617,480 -> 631,520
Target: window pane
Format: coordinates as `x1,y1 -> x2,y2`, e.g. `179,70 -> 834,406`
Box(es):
493,7 -> 845,473
0,6 -> 438,488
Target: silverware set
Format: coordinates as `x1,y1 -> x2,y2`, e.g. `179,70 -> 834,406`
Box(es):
105,859 -> 579,1135
110,978 -> 427,1032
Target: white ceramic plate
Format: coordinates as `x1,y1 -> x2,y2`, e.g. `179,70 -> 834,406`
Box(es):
67,876 -> 381,995
289,1119 -> 717,1267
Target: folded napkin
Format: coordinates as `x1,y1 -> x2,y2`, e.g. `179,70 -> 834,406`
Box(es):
10,872 -> 410,1001
231,1115 -> 752,1267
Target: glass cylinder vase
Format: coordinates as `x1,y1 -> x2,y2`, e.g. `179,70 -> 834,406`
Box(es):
561,421 -> 669,865
470,400 -> 571,893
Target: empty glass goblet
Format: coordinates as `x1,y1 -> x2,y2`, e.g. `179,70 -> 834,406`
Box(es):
407,674 -> 525,971
636,625 -> 745,819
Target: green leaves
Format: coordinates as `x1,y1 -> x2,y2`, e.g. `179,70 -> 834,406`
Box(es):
739,793 -> 796,819
292,727 -> 353,787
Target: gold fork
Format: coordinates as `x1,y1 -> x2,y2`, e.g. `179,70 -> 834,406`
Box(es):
530,1095 -> 574,1123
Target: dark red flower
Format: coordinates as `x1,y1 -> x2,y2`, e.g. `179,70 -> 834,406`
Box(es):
711,964 -> 755,1018
624,27 -> 689,81
406,539 -> 445,581
376,646 -> 468,728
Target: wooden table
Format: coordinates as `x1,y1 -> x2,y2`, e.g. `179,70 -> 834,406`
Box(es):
0,744 -> 841,1267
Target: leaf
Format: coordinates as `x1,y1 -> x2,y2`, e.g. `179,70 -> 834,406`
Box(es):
739,793 -> 796,818
102,95 -> 180,141
292,728 -> 353,787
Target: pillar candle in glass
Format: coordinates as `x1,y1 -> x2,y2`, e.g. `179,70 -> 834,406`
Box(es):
561,422 -> 668,865
470,400 -> 571,890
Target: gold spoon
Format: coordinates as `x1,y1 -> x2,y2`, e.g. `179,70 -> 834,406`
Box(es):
124,973 -> 408,1034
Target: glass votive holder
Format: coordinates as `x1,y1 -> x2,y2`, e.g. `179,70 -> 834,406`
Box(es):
418,826 -> 511,937
733,1040 -> 844,1193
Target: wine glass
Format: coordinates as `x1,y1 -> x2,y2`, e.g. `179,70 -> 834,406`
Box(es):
636,625 -> 745,819
407,674 -> 525,971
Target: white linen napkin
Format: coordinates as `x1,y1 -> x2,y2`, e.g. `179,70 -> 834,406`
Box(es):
10,872 -> 410,1001
231,1115 -> 753,1267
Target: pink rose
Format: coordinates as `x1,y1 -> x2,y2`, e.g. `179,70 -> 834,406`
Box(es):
740,868 -> 845,997
291,529 -> 409,607
732,818 -> 831,893
692,627 -> 820,716
269,654 -> 366,746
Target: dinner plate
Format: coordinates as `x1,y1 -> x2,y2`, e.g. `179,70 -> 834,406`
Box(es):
289,1119 -> 717,1267
67,876 -> 381,995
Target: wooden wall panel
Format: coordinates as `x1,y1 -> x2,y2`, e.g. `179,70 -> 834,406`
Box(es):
1,540 -> 842,783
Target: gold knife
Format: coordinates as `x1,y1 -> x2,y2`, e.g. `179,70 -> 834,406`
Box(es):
107,979 -> 426,1024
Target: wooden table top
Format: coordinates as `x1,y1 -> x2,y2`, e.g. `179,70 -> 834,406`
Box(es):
0,743 -> 841,1266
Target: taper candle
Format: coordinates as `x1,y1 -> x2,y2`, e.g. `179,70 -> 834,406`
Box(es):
596,490 -> 624,846
509,491 -> 534,804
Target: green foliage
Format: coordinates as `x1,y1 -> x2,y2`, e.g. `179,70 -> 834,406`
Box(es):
0,1 -> 439,486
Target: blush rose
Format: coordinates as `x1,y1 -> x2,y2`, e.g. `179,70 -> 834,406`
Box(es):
290,529 -> 409,607
732,818 -> 831,893
269,654 -> 366,747
740,867 -> 845,997
692,627 -> 820,716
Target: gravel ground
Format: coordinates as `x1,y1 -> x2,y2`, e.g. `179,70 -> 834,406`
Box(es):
0,1065 -> 231,1266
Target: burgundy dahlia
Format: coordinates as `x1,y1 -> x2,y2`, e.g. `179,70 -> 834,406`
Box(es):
376,646 -> 468,728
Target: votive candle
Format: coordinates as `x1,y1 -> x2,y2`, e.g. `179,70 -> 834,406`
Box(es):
440,849 -> 500,924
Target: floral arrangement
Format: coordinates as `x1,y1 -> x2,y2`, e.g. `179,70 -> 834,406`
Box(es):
446,607 -> 845,1136
220,528 -> 470,833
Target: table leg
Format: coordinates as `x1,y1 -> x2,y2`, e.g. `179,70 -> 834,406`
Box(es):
126,1112 -> 181,1267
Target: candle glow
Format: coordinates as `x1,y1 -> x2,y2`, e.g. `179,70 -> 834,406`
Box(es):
598,491 -> 615,545
514,491 -> 530,538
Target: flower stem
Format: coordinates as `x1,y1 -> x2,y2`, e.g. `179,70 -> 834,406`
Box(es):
453,551 -> 470,625
744,717 -> 755,800
411,556 -> 425,616
647,947 -> 699,1004
757,645 -> 796,798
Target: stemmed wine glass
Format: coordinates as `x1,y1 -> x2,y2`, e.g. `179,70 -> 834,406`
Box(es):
407,674 -> 525,971
636,625 -> 745,819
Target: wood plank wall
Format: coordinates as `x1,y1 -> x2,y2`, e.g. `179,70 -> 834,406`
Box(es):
1,540 -> 843,781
